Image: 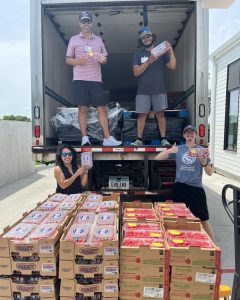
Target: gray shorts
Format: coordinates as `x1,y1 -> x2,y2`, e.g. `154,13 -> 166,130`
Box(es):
135,94 -> 168,113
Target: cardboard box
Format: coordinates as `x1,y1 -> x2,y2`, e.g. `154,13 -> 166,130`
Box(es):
60,218 -> 119,261
155,202 -> 200,222
0,276 -> 57,298
122,202 -> 159,223
164,219 -> 221,268
120,245 -> 170,267
60,279 -> 118,298
59,259 -> 119,279
10,253 -> 58,276
0,257 -> 11,275
120,281 -> 169,300
171,266 -> 221,286
0,204 -> 74,259
170,281 -> 220,300
120,264 -> 169,285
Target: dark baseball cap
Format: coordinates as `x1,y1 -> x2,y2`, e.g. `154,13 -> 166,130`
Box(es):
138,26 -> 153,39
79,12 -> 92,22
183,125 -> 197,133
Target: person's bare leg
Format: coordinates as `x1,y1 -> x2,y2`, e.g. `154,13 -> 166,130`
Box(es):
202,220 -> 215,243
156,110 -> 166,137
78,106 -> 88,136
137,113 -> 148,138
97,106 -> 110,138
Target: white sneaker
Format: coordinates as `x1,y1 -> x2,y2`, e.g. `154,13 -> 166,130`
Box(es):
103,136 -> 122,146
81,135 -> 91,146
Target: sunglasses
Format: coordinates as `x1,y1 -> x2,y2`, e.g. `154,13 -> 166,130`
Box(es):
81,19 -> 91,24
61,152 -> 72,157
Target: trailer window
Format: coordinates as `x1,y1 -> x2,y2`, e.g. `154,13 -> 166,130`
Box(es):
224,59 -> 240,151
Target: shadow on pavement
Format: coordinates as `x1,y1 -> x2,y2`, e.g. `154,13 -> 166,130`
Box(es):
0,172 -> 45,202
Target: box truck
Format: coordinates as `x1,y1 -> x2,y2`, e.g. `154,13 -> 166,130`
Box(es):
31,0 -> 212,194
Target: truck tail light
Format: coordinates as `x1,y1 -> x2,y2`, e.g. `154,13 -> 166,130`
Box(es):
199,124 -> 205,137
35,125 -> 40,138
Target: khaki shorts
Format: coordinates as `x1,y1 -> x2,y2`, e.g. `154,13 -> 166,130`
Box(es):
135,94 -> 168,113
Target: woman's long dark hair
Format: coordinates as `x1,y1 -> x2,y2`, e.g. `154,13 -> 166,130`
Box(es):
55,145 -> 78,168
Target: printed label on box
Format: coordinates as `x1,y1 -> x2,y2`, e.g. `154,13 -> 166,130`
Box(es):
104,266 -> 118,275
195,272 -> 216,284
143,287 -> 164,298
104,283 -> 118,293
104,247 -> 118,256
40,245 -> 54,253
40,285 -> 54,293
42,263 -> 55,272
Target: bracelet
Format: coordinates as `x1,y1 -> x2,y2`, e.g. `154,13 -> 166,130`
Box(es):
202,162 -> 208,167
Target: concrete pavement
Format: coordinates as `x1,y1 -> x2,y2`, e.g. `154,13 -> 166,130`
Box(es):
0,166 -> 238,287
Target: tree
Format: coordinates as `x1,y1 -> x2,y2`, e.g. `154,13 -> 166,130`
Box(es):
2,115 -> 31,122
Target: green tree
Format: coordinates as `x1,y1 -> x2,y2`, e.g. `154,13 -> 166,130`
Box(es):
2,115 -> 31,122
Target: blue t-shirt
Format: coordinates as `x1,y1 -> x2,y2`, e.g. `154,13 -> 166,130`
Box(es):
170,144 -> 211,188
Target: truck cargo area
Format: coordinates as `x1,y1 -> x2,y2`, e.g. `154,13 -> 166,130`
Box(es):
31,0 -> 203,148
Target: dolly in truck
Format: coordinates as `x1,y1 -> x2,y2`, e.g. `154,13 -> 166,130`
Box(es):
31,0 -> 214,195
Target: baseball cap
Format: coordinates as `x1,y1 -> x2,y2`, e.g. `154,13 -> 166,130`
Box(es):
79,12 -> 92,22
183,125 -> 197,134
138,26 -> 153,39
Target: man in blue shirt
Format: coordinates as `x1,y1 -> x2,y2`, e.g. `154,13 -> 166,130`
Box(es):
155,125 -> 215,242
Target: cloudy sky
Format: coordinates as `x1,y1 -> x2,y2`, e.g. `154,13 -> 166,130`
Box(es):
0,0 -> 240,118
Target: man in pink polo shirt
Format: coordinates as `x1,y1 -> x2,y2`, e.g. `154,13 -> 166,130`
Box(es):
66,11 -> 121,147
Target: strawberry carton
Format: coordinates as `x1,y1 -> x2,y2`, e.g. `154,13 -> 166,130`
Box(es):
74,212 -> 96,224
58,201 -> 76,210
2,223 -> 36,241
124,229 -> 164,239
29,224 -> 59,241
37,201 -> 60,211
85,194 -> 103,202
80,201 -> 100,212
122,238 -> 165,248
44,210 -> 69,225
65,223 -> 92,243
123,208 -> 158,223
65,193 -> 84,202
22,211 -> 49,224
91,225 -> 115,245
96,212 -> 116,225
156,202 -> 199,221
48,193 -> 67,202
123,222 -> 161,231
99,201 -> 118,212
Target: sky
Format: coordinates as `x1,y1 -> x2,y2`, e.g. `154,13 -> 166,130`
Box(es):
0,0 -> 240,118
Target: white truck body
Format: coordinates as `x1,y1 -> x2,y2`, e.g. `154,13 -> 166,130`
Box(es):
31,0 -> 211,193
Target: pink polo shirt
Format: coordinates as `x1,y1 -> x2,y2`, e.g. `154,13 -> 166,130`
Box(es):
66,32 -> 108,82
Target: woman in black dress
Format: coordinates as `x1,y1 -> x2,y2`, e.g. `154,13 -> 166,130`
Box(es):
54,145 -> 88,194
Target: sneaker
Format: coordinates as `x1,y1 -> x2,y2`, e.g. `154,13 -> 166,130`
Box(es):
81,136 -> 91,146
130,139 -> 143,147
161,139 -> 171,147
103,136 -> 122,146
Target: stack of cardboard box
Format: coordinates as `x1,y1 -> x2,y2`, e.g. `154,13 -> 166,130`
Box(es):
59,193 -> 120,300
164,219 -> 221,300
120,201 -> 170,300
0,193 -> 85,300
